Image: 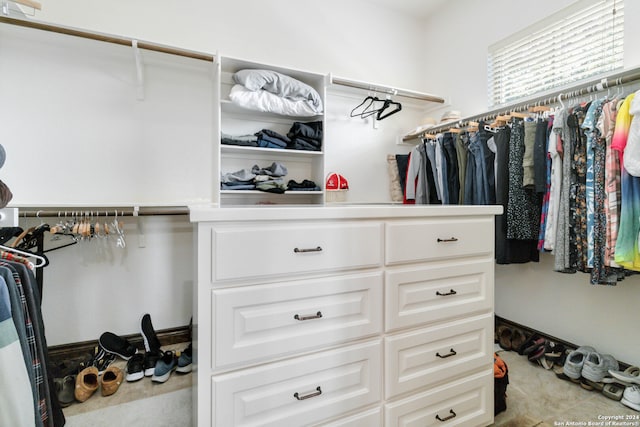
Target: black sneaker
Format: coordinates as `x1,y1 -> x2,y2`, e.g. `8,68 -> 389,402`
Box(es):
126,353 -> 145,382
141,313 -> 161,353
99,332 -> 138,360
143,350 -> 163,377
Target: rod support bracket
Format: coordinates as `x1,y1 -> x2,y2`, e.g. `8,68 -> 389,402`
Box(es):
134,205 -> 146,248
132,40 -> 145,101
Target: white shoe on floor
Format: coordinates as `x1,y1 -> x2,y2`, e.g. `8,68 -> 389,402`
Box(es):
621,385 -> 640,412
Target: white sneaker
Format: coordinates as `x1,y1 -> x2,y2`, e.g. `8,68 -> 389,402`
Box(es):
582,353 -> 618,383
563,346 -> 595,380
621,385 -> 640,412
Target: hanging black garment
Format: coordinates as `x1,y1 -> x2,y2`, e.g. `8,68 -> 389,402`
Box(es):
494,127 -> 539,264
507,119 -> 542,241
442,132 -> 460,204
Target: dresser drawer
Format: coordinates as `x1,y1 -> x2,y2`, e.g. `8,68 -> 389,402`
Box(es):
212,340 -> 382,427
386,259 -> 493,331
385,313 -> 492,399
315,408 -> 381,427
384,370 -> 493,427
385,217 -> 494,265
212,271 -> 383,369
210,221 -> 383,282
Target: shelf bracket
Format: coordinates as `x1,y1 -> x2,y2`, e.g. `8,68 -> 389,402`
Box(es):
134,205 -> 146,248
132,40 -> 145,101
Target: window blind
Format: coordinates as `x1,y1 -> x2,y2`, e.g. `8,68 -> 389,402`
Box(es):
487,0 -> 624,107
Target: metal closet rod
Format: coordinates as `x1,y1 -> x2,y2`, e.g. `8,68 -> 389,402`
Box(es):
17,206 -> 189,218
0,15 -> 214,62
331,76 -> 445,103
419,66 -> 640,136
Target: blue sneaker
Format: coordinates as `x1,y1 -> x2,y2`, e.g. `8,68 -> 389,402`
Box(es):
151,351 -> 177,383
176,344 -> 192,374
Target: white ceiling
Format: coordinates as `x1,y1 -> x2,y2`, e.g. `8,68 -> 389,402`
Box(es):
365,0 -> 449,18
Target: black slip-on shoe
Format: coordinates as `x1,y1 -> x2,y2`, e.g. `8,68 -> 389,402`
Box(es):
141,313 -> 161,353
99,332 -> 138,360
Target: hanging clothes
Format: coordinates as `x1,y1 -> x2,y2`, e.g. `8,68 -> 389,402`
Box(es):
442,132 -> 460,204
537,118 -> 552,251
506,118 -> 542,241
614,92 -> 640,270
0,252 -> 65,427
568,103 -> 590,272
493,126 -> 539,264
553,108 -> 574,273
0,274 -> 36,427
544,119 -> 562,252
455,133 -> 468,204
602,99 -> 621,268
582,98 -> 604,269
591,100 -> 617,285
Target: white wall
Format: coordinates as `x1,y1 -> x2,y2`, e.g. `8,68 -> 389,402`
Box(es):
34,0 -> 431,93
422,0 -> 640,366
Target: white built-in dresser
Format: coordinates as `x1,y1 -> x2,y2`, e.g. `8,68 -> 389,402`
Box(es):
190,204 -> 502,427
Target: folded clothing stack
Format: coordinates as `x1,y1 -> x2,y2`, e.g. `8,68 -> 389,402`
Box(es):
220,162 -> 289,193
252,162 -> 288,193
255,129 -> 290,149
221,132 -> 258,147
287,121 -> 322,151
287,179 -> 321,191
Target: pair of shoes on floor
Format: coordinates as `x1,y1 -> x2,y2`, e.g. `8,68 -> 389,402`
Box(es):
604,366 -> 640,408
74,365 -> 124,402
97,312 -> 169,365
497,325 -> 528,352
149,343 -> 193,383
563,346 -> 596,380
126,313 -> 164,381
126,349 -> 165,381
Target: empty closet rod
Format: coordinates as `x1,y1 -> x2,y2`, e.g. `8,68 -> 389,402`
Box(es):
17,206 -> 189,217
412,66 -> 640,138
0,16 -> 214,62
331,75 -> 445,103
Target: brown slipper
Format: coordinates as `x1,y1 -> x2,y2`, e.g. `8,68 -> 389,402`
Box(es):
498,325 -> 513,351
75,366 -> 99,402
101,366 -> 124,396
511,329 -> 527,352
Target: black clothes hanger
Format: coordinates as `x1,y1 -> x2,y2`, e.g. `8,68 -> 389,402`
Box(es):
377,99 -> 402,120
350,95 -> 377,117
14,223 -> 50,251
0,226 -> 23,245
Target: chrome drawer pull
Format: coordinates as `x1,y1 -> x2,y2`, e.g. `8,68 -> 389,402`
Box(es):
294,386 -> 322,401
435,409 -> 457,422
294,311 -> 323,321
437,237 -> 458,243
436,348 -> 457,359
436,289 -> 457,296
294,246 -> 323,253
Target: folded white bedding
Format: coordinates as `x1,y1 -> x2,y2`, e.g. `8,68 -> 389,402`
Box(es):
229,84 -> 321,117
233,69 -> 323,114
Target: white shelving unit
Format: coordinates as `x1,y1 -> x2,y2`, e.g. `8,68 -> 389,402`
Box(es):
215,56 -> 327,206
